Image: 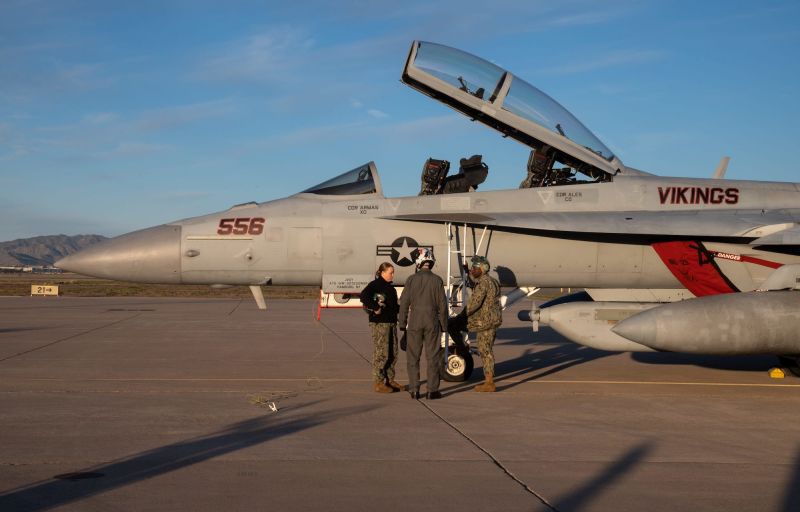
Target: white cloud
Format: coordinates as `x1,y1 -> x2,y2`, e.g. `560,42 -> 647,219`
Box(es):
367,109 -> 388,119
136,99 -> 235,132
373,114 -> 462,138
248,120 -> 369,149
83,112 -> 118,125
163,190 -> 211,200
95,142 -> 171,158
543,50 -> 666,75
547,10 -> 621,27
245,113 -> 462,150
198,27 -> 315,85
0,122 -> 33,161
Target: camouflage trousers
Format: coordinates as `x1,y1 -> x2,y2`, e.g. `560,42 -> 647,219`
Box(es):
476,329 -> 497,378
369,322 -> 399,382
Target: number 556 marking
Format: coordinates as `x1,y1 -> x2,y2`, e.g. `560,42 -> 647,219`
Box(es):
217,217 -> 266,235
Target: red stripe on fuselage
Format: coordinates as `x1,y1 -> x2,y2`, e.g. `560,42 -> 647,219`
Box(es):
652,241 -> 738,296
737,254 -> 783,269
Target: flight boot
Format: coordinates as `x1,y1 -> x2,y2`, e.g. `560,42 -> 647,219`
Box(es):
385,379 -> 403,392
474,375 -> 496,392
374,381 -> 393,393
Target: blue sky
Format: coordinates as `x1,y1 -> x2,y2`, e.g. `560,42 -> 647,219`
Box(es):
1,0 -> 798,241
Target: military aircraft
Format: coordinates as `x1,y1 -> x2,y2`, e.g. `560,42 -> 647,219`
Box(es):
57,41 -> 800,378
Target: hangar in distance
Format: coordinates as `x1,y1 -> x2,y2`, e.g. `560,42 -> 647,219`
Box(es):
58,41 -> 800,376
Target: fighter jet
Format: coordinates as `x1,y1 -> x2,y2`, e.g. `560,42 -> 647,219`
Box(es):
57,41 -> 800,377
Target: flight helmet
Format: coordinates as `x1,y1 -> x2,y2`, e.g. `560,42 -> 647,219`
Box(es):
470,255 -> 490,273
415,247 -> 435,269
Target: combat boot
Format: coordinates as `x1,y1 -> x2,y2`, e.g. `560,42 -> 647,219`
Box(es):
474,375 -> 496,392
385,379 -> 403,392
374,381 -> 393,393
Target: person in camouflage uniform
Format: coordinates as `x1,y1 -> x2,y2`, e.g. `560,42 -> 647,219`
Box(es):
360,262 -> 401,393
369,322 -> 399,390
464,256 -> 502,392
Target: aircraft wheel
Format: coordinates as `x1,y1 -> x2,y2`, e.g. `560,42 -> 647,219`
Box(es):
442,352 -> 474,382
778,356 -> 800,377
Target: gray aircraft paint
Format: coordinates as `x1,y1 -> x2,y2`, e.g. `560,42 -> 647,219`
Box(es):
612,292 -> 800,354
58,174 -> 799,289
57,40 -> 800,360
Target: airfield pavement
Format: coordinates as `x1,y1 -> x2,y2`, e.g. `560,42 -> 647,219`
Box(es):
0,295 -> 799,512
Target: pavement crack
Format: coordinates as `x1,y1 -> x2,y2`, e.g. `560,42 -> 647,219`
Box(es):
0,312 -> 144,364
317,319 -> 370,364
420,401 -> 560,511
226,299 -> 244,316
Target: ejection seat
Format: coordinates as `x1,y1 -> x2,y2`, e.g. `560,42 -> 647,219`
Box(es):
418,155 -> 488,195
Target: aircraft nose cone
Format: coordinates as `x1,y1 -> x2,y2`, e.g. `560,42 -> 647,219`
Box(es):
611,314 -> 657,347
55,224 -> 182,283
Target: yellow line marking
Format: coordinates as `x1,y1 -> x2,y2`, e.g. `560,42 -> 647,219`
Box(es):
27,378 -> 370,382
23,378 -> 800,388
511,379 -> 800,388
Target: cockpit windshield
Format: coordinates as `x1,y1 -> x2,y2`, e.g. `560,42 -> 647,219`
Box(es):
301,163 -> 377,195
502,80 -> 614,161
414,43 -> 506,102
405,42 -> 618,171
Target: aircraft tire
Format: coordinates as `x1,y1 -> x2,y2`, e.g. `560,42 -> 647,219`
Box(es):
778,356 -> 800,377
442,352 -> 474,382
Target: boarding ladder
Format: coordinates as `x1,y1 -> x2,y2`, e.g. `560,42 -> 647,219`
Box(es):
442,222 -> 489,352
444,222 -> 488,314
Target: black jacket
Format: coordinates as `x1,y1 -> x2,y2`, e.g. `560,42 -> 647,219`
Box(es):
360,277 -> 399,323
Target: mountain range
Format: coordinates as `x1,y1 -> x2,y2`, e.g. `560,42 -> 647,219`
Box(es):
0,235 -> 108,266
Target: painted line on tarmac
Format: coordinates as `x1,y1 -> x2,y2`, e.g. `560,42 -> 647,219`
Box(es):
23,378 -> 800,388
519,379 -> 800,388
27,378 -> 373,382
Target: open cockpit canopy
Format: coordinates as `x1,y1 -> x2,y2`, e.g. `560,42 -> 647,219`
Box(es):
300,162 -> 383,197
402,41 -> 625,182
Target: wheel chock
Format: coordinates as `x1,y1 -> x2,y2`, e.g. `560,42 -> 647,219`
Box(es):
768,367 -> 785,379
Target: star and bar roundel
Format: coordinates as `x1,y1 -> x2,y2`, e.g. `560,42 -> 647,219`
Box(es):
376,237 -> 434,267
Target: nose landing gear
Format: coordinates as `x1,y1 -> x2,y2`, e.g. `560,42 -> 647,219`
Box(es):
443,350 -> 474,382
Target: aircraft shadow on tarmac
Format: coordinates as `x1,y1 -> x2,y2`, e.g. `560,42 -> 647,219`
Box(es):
782,448 -> 800,512
0,327 -> 51,334
444,326 -> 612,396
0,399 -> 376,512
548,442 -> 800,512
494,326 -> 558,345
630,352 -> 780,373
551,441 -> 653,511
488,325 -> 783,376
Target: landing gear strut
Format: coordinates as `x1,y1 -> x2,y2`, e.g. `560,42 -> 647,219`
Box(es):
442,315 -> 474,382
443,348 -> 474,382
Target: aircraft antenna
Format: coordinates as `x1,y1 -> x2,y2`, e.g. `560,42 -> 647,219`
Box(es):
712,156 -> 730,179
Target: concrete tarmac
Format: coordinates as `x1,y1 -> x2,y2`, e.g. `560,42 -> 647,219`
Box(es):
0,296 -> 799,512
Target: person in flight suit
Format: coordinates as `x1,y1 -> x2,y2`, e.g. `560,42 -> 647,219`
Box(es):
360,262 -> 401,393
398,248 -> 448,400
463,256 -> 503,392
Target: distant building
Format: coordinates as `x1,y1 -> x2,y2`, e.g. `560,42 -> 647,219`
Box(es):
0,266 -> 62,274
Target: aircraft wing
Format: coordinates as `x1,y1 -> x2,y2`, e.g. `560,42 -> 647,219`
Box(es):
382,210 -> 800,243
749,225 -> 800,245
